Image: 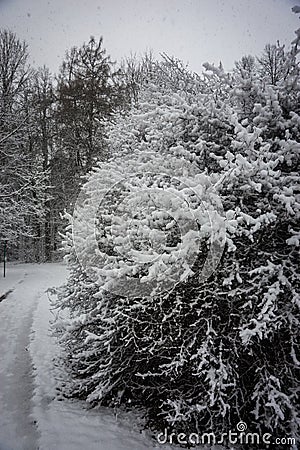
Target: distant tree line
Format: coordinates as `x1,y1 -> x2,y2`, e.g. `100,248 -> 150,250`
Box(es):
0,31 -> 128,261
1,28 -> 298,262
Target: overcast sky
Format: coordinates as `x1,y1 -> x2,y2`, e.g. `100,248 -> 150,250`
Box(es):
0,0 -> 299,75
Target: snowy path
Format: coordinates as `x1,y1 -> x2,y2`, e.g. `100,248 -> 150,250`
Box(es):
0,263 -> 166,450
0,264 -> 62,450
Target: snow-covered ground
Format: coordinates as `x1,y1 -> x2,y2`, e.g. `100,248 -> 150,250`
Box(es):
0,263 -> 172,450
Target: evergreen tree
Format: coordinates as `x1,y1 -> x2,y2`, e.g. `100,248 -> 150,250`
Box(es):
56,36 -> 125,175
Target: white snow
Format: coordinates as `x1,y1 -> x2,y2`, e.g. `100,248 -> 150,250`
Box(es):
0,263 -> 44,450
0,262 -> 220,450
0,263 -> 173,450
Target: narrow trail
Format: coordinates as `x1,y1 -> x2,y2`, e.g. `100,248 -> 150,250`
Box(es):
0,264 -> 64,450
